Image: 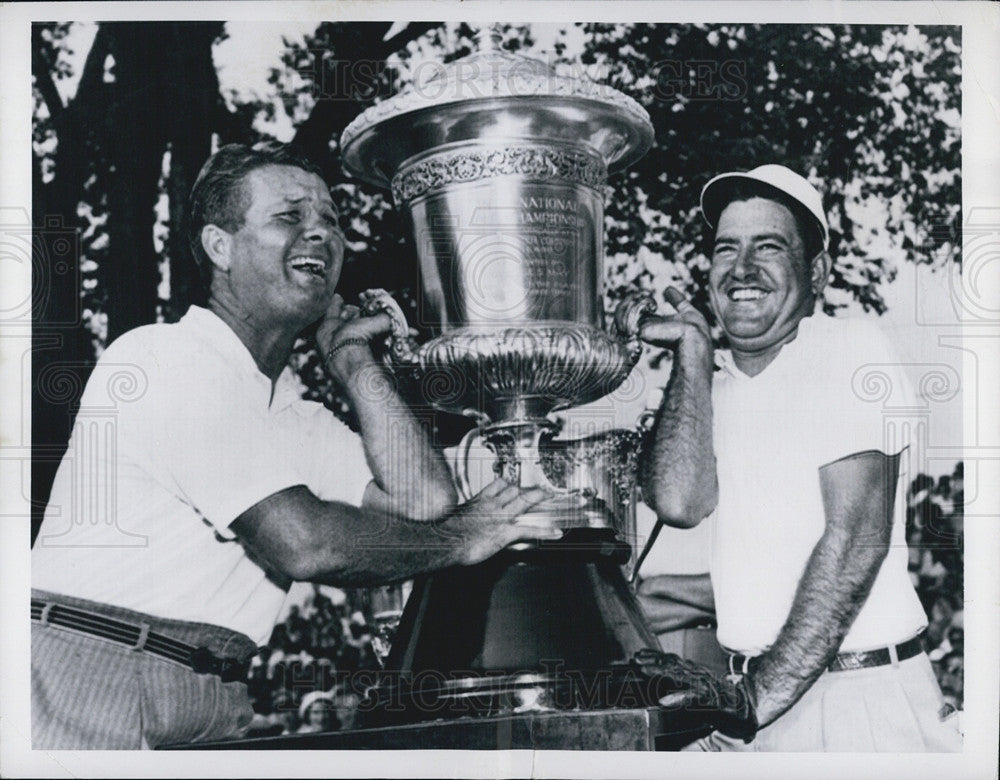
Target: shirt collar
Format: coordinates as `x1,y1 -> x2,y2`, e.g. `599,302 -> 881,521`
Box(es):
715,351 -> 737,380
717,313 -> 824,380
180,305 -> 301,410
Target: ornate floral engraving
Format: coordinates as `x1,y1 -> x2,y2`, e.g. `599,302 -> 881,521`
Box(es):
391,146 -> 607,205
388,323 -> 637,421
536,429 -> 642,506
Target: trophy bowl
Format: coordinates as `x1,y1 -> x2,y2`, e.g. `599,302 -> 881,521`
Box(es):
343,47 -> 656,534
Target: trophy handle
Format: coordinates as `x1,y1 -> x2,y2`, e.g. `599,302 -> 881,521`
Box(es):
521,425 -> 576,496
455,426 -> 481,502
635,408 -> 656,433
610,291 -> 657,363
359,288 -> 416,364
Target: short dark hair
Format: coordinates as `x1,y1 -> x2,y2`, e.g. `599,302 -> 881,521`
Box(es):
706,179 -> 825,262
188,142 -> 325,284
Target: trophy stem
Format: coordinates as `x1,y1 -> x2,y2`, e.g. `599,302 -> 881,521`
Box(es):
482,418 -> 561,491
455,418 -> 565,505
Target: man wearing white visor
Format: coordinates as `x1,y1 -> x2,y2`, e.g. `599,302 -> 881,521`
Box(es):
637,164 -> 961,751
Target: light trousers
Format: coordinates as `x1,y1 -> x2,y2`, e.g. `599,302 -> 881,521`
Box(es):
683,652 -> 962,752
32,589 -> 257,749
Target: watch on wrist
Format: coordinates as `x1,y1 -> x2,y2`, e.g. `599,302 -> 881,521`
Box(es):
325,337 -> 370,366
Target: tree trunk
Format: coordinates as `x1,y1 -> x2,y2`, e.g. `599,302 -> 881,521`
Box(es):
102,23 -> 170,344
162,22 -> 227,321
290,22 -> 440,171
30,24 -> 115,543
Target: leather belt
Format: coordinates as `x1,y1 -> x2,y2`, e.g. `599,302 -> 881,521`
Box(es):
728,632 -> 927,677
31,598 -> 251,683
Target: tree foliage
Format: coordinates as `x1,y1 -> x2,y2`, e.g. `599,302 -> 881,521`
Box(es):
578,24 -> 961,345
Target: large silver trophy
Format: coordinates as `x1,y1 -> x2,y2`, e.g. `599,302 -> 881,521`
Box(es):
339,37 -> 684,740
343,43 -> 656,535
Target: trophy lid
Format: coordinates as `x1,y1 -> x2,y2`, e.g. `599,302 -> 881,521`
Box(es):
340,45 -> 654,190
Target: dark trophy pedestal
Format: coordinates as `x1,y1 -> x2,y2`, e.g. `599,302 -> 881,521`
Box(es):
169,541 -> 713,752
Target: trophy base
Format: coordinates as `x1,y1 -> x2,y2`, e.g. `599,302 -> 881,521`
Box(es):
170,706 -> 707,751
354,541 -> 663,731
512,494 -> 616,530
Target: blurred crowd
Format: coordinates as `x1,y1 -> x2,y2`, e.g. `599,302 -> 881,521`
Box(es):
243,462 -> 966,737
906,463 -> 965,712
243,586 -> 381,737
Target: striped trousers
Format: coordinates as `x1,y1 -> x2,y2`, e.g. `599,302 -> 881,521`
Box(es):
32,589 -> 257,749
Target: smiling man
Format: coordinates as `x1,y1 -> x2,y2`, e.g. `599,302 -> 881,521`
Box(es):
637,165 -> 960,751
30,143 -> 559,749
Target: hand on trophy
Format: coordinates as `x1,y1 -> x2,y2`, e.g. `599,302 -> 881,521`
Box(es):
639,287 -> 713,365
318,293 -> 393,383
632,648 -> 759,743
445,478 -> 564,566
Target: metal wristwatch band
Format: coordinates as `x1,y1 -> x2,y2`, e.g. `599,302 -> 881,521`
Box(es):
325,337 -> 370,366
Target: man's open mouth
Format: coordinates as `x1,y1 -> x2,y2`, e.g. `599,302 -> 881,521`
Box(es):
288,256 -> 327,279
728,287 -> 768,302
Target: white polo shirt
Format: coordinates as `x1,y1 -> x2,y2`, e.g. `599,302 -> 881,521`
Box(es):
709,313 -> 928,654
33,306 -> 372,644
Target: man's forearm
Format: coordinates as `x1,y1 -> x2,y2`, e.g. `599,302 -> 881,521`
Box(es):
233,483 -> 555,589
341,357 -> 457,520
637,573 -> 717,634
638,572 -> 716,611
749,525 -> 887,725
749,451 -> 899,726
307,507 -> 469,587
640,344 -> 717,526
234,489 -> 469,587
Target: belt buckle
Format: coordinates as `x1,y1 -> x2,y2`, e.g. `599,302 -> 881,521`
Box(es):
189,646 -> 215,675
833,652 -> 865,672
190,646 -> 244,682
219,658 -> 244,683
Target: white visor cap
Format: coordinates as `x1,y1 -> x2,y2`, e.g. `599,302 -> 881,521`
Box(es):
700,164 -> 829,250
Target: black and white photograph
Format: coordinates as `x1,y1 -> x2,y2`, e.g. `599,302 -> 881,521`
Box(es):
1,2 -> 998,778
